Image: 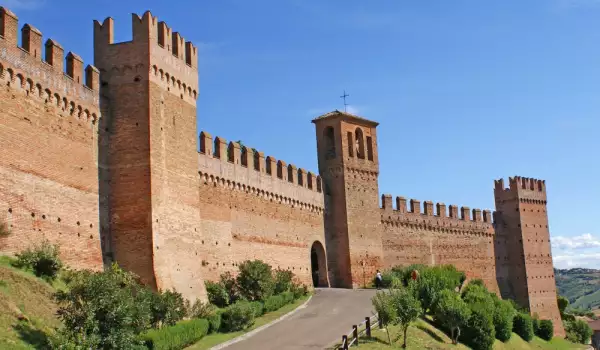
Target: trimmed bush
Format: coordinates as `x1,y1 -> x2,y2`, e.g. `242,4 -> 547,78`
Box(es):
236,260 -> 275,301
513,313 -> 534,342
461,306 -> 495,350
281,291 -> 294,304
143,318 -> 209,350
220,301 -> 255,332
207,312 -> 222,334
274,269 -> 294,294
205,281 -> 229,308
14,240 -> 63,280
537,319 -> 553,341
264,295 -> 285,312
493,299 -> 515,342
249,301 -> 264,317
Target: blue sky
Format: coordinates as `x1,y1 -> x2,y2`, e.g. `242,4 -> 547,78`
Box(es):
3,0 -> 600,269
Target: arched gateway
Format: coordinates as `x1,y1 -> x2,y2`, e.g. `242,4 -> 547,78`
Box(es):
310,241 -> 328,287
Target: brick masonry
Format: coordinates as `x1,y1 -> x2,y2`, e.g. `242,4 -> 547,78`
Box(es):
0,6 -> 563,336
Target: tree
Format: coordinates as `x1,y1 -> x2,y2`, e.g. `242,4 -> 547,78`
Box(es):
415,266 -> 463,313
433,289 -> 471,344
565,319 -> 593,344
391,287 -> 423,348
557,296 -> 569,316
371,291 -> 396,345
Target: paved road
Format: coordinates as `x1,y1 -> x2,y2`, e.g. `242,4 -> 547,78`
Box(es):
223,288 -> 377,350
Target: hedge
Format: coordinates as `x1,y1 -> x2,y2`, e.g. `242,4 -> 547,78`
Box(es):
264,295 -> 286,313
220,301 -> 255,332
513,313 -> 534,342
143,318 -> 209,350
207,312 -> 221,334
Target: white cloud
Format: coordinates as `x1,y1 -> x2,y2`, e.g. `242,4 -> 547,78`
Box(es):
551,233 -> 600,250
552,251 -> 600,269
0,0 -> 45,10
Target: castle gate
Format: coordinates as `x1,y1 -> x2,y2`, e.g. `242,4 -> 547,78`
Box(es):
310,241 -> 328,287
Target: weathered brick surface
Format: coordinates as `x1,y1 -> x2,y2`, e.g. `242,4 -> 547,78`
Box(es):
0,7 -> 102,270
0,7 -> 565,330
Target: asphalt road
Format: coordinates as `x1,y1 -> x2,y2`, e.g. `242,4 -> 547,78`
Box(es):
223,288 -> 377,350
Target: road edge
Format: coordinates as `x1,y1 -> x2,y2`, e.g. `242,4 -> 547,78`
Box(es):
210,295 -> 314,350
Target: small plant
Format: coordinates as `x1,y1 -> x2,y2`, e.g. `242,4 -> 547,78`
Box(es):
220,301 -> 255,332
371,291 -> 396,345
15,240 -> 63,280
391,287 -> 423,348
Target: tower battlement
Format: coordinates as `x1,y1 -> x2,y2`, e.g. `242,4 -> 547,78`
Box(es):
494,176 -> 547,202
0,7 -> 99,107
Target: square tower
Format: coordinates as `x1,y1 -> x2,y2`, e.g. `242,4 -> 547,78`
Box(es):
494,176 -> 564,336
312,111 -> 383,288
93,12 -> 204,300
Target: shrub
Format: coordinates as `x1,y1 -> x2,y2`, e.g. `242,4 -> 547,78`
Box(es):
220,301 -> 255,332
189,300 -> 217,319
205,281 -> 229,308
281,291 -> 294,304
371,291 -> 397,345
236,260 -> 275,301
220,271 -> 240,304
557,296 -> 569,315
565,319 -> 593,344
537,319 -> 553,341
54,263 -> 150,349
461,305 -> 495,350
513,313 -> 534,341
291,282 -> 308,299
264,295 -> 285,312
433,289 -> 470,344
15,240 -> 63,280
143,318 -> 209,350
249,301 -> 264,317
207,312 -> 222,334
493,299 -> 515,342
274,269 -> 294,294
416,265 -> 465,313
157,290 -> 187,327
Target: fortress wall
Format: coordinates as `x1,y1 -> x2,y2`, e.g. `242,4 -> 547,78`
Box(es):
197,132 -> 327,287
0,7 -> 103,270
380,195 -> 498,293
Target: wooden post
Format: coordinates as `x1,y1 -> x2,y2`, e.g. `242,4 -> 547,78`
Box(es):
342,335 -> 348,350
366,317 -> 372,338
353,325 -> 359,345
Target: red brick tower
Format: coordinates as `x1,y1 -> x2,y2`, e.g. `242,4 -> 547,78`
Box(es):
93,12 -> 205,300
312,111 -> 383,288
494,176 -> 564,336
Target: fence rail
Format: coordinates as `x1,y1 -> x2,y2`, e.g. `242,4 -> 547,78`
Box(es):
339,313 -> 381,349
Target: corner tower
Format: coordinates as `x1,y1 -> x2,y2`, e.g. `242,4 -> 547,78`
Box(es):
494,176 -> 564,336
94,12 -> 204,300
312,111 -> 383,288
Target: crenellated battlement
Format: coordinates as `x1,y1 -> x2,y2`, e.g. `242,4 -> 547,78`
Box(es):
198,131 -> 324,211
494,176 -> 547,202
0,7 -> 100,108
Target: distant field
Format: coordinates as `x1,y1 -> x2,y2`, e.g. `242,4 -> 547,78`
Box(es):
555,267 -> 600,311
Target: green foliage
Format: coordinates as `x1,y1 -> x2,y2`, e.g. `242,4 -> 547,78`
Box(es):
207,312 -> 222,334
188,300 -> 217,319
493,299 -> 516,342
557,295 -> 569,315
565,319 -> 593,344
219,271 -> 240,304
274,269 -> 294,294
513,312 -> 534,342
205,281 -> 229,308
415,266 -> 464,313
281,291 -> 294,304
264,294 -> 286,312
536,319 -> 554,341
468,279 -> 485,288
236,260 -> 275,301
14,240 -> 63,280
142,318 -> 209,350
371,291 -> 397,345
53,263 -> 149,349
290,281 -> 309,299
461,306 -> 495,350
155,290 -> 187,328
390,287 -> 423,348
249,301 -> 264,317
432,289 -> 470,344
220,301 -> 255,332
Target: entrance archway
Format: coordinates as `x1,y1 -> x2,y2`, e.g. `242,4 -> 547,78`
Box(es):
310,241 -> 328,287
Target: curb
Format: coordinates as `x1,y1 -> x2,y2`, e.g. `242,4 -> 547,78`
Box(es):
210,295 -> 313,350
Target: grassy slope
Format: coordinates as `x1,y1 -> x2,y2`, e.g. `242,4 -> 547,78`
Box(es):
355,318 -> 587,350
187,295 -> 310,350
0,256 -> 60,350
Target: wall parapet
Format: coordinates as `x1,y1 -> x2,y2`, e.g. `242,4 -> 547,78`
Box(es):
0,7 -> 99,108
198,131 -> 324,212
380,194 -> 494,235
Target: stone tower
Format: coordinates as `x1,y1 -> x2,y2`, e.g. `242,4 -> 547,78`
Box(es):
93,12 -> 205,300
494,176 -> 564,336
313,111 -> 383,288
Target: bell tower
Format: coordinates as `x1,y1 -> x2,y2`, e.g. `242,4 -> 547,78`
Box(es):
312,110 -> 383,288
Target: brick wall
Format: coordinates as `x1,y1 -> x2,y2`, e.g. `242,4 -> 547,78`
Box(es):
0,8 -> 102,269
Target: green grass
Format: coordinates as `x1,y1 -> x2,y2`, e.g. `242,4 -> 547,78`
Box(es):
186,295 -> 311,350
0,255 -> 60,349
340,318 -> 587,350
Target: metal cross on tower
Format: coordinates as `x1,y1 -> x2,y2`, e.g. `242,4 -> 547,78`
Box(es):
340,90 -> 349,113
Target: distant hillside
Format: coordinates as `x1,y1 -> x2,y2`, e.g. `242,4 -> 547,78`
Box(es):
555,267 -> 600,311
